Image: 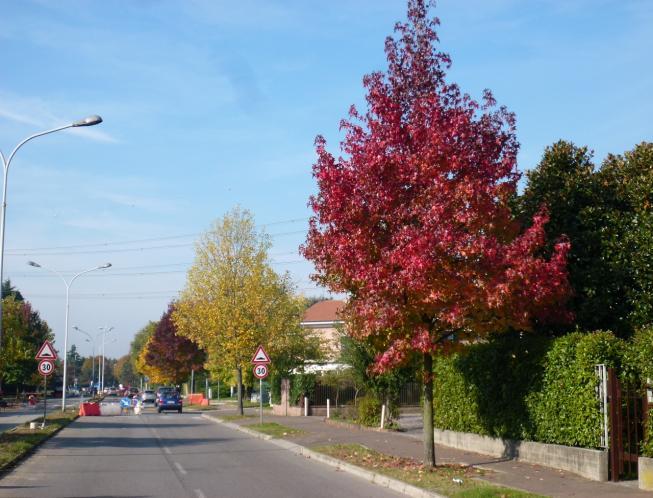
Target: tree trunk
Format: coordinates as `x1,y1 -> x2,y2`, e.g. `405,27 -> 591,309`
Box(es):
236,366 -> 244,416
422,352 -> 436,467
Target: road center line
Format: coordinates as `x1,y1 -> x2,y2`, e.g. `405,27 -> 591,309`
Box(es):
174,462 -> 187,475
163,446 -> 172,454
194,489 -> 206,498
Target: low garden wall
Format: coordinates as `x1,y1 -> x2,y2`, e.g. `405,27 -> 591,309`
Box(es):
433,428 -> 608,481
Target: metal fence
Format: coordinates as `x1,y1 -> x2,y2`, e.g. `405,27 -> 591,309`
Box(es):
398,382 -> 421,406
307,381 -> 422,407
309,383 -> 362,406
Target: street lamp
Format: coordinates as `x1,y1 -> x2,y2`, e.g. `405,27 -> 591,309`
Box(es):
73,326 -> 98,394
99,326 -> 114,392
100,332 -> 116,392
28,261 -> 111,410
0,115 -> 103,358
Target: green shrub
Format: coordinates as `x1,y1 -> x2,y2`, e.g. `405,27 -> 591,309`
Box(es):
434,331 -> 549,440
642,409 -> 653,458
269,374 -> 282,405
433,330 -> 628,449
356,394 -> 382,426
622,326 -> 653,382
525,331 -> 624,448
289,373 -> 316,405
623,327 -> 653,457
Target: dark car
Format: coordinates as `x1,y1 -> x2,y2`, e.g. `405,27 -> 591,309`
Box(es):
157,389 -> 182,413
155,387 -> 176,407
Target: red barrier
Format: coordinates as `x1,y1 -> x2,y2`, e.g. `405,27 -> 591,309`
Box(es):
186,394 -> 205,405
79,402 -> 101,416
200,399 -> 209,406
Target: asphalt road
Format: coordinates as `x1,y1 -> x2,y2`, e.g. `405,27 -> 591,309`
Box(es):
0,406 -> 403,498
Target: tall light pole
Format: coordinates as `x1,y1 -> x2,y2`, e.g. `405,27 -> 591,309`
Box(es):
100,329 -> 115,392
0,115 -> 103,363
73,326 -> 96,392
28,261 -> 111,410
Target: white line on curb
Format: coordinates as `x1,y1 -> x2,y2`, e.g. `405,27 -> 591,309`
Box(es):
174,462 -> 187,475
163,447 -> 172,455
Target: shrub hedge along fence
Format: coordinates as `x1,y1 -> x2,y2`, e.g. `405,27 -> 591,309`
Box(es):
433,328 -> 653,454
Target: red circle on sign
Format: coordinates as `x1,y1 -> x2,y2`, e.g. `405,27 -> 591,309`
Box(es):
38,359 -> 55,376
253,364 -> 268,379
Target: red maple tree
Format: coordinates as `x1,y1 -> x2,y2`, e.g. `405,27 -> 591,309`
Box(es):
143,303 -> 206,386
301,0 -> 571,465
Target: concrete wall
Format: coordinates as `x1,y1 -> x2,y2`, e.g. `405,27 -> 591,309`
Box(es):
272,378 -> 304,416
271,404 -> 303,416
434,429 -> 608,482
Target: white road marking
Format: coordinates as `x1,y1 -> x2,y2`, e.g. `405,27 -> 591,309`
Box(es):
163,446 -> 172,454
174,462 -> 187,475
194,489 -> 206,498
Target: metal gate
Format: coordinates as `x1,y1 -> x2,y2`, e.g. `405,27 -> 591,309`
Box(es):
608,367 -> 646,481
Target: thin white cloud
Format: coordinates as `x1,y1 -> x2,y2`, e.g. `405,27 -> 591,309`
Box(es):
0,106 -> 42,127
0,91 -> 119,144
66,126 -> 119,144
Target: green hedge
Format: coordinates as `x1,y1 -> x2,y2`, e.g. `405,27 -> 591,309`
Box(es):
434,330 -> 631,449
624,327 -> 653,457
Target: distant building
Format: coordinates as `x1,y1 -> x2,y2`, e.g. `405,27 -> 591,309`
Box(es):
300,299 -> 347,372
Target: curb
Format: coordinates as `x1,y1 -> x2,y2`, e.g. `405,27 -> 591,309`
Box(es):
202,414 -> 445,498
0,411 -> 79,477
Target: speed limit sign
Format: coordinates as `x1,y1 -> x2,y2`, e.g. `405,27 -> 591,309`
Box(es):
253,364 -> 268,379
38,359 -> 55,376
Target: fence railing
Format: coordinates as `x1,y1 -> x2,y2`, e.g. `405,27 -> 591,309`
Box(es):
398,382 -> 421,406
310,384 -> 362,406
306,381 -> 422,407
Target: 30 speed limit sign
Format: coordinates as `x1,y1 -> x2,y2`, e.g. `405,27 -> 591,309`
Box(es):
253,364 -> 268,379
38,359 -> 55,376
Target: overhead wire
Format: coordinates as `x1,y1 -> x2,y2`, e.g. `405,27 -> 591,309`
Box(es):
5,217 -> 310,254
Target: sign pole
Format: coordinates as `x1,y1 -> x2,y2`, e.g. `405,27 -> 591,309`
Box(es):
259,377 -> 263,425
42,374 -> 47,429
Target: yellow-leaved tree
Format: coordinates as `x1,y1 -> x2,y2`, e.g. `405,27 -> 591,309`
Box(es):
173,207 -> 318,415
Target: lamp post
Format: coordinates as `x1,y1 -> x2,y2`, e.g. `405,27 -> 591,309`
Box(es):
99,326 -> 114,391
73,326 -> 97,393
28,261 -> 111,410
0,116 -> 103,361
100,331 -> 116,392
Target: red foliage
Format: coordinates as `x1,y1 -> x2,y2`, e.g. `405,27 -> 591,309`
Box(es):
301,0 -> 571,372
144,303 -> 206,384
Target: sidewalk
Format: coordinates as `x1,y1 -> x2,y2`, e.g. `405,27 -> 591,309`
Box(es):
201,407 -> 650,498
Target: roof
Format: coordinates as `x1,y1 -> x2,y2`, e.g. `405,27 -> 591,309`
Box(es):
301,300 -> 345,324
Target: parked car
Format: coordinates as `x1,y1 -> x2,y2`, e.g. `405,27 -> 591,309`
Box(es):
155,387 -> 176,407
157,389 -> 182,413
141,390 -> 156,405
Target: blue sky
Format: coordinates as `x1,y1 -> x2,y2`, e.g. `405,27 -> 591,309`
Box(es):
1,0 -> 651,360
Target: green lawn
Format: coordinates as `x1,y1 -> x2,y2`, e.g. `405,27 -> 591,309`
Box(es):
312,444 -> 544,498
217,414 -> 257,421
243,422 -> 305,438
0,408 -> 78,471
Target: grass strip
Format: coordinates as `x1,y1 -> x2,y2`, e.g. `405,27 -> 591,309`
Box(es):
312,444 -> 544,498
0,408 -> 78,472
243,422 -> 305,438
217,414 -> 257,421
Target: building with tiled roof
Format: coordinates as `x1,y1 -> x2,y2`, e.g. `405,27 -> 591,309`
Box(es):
300,299 -> 346,364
